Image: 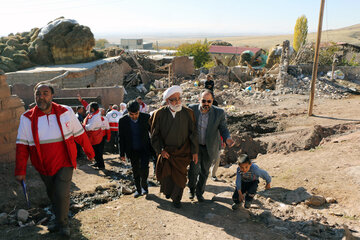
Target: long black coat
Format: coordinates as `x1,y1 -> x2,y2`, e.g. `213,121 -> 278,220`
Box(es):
118,112 -> 152,158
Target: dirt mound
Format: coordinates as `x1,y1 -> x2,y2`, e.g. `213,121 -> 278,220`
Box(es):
220,133 -> 267,164
265,123 -> 357,154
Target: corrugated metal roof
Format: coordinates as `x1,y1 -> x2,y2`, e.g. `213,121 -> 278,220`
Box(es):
209,45 -> 261,55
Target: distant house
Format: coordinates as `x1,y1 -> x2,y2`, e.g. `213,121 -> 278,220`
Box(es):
208,45 -> 264,66
120,39 -> 153,50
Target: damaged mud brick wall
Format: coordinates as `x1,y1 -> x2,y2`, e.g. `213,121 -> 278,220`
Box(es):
0,72 -> 24,163
277,40 -> 290,90
93,59 -> 131,87
171,56 -> 194,77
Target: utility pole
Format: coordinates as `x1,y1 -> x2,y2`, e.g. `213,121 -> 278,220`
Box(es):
308,0 -> 325,116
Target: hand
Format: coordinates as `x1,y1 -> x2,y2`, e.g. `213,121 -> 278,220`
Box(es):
226,138 -> 235,148
88,157 -> 95,162
120,156 -> 126,162
238,191 -> 244,202
161,150 -> 170,159
192,153 -> 198,164
106,139 -> 110,143
265,183 -> 271,190
16,175 -> 26,182
77,93 -> 82,102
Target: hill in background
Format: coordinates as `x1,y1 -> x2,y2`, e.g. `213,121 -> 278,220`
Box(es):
144,24 -> 360,50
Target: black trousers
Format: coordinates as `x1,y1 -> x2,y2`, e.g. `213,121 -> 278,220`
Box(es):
40,167 -> 73,228
93,138 -> 105,168
129,150 -> 149,193
109,131 -> 119,154
232,180 -> 259,204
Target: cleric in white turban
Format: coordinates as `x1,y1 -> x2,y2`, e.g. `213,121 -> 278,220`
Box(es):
150,85 -> 198,209
162,85 -> 183,101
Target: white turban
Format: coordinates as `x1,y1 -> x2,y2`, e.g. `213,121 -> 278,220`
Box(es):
163,85 -> 183,101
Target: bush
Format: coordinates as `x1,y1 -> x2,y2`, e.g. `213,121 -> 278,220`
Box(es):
95,38 -> 109,49
176,41 -> 210,68
293,15 -> 308,52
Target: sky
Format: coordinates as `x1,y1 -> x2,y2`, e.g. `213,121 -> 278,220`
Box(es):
1,0 -> 360,40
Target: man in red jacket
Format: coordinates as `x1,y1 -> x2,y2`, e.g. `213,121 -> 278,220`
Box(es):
15,84 -> 95,237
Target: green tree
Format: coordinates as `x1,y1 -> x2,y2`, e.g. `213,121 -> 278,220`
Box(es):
95,38 -> 109,49
293,15 -> 308,52
176,41 -> 210,68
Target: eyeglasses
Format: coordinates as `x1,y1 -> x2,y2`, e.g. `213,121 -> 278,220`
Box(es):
168,97 -> 182,103
201,99 -> 212,104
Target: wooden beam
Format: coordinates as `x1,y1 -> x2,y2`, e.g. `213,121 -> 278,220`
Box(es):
308,0 -> 325,116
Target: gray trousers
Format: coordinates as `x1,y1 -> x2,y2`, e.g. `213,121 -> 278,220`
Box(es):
188,145 -> 212,197
210,150 -> 221,178
40,167 -> 73,227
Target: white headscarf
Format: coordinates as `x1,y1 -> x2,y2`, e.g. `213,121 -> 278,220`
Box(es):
163,85 -> 183,101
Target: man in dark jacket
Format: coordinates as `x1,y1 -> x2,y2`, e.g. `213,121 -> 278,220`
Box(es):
119,100 -> 152,197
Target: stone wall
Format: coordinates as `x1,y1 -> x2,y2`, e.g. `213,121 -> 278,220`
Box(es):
0,73 -> 25,163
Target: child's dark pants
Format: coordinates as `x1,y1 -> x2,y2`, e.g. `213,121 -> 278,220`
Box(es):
232,180 -> 259,203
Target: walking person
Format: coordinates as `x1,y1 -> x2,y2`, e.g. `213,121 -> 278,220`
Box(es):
106,105 -> 121,154
188,89 -> 234,202
15,83 -> 95,237
84,102 -> 105,169
119,100 -> 152,197
150,85 -> 198,208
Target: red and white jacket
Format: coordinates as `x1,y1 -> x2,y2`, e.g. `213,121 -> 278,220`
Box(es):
15,103 -> 95,176
106,109 -> 121,132
101,116 -> 111,141
83,110 -> 103,145
139,102 -> 148,113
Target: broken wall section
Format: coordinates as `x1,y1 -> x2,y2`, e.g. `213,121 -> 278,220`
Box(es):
0,72 -> 25,163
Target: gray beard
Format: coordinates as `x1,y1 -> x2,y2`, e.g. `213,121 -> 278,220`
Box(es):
36,100 -> 51,111
169,104 -> 182,112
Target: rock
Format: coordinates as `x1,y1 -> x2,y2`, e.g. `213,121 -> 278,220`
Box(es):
257,210 -> 277,225
284,187 -> 311,204
326,197 -> 337,204
145,91 -> 156,98
0,213 -> 8,225
121,186 -> 133,195
305,195 -> 326,206
16,209 -> 29,222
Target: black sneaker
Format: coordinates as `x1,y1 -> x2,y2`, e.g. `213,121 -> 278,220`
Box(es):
90,163 -> 98,168
134,191 -> 141,198
141,188 -> 148,195
189,191 -> 195,200
232,203 -> 240,210
244,201 -> 251,209
173,201 -> 182,208
197,195 -> 205,202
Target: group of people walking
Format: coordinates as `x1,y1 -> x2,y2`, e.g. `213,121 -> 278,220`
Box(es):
14,76 -> 272,237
